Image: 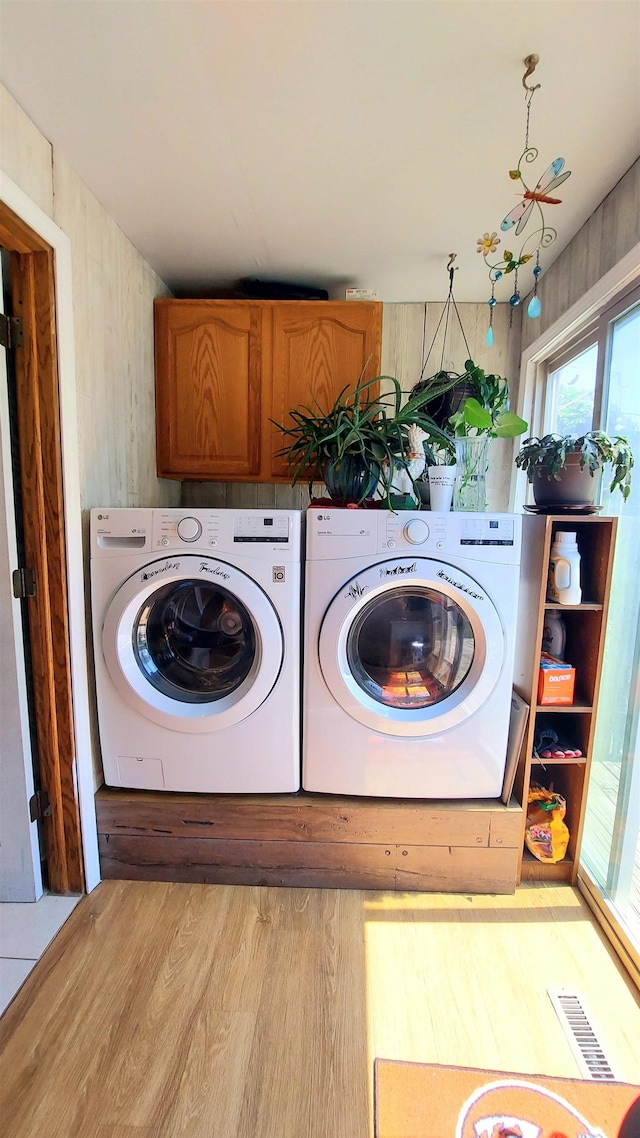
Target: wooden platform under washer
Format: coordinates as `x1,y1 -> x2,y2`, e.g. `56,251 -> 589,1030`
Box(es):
96,788 -> 523,894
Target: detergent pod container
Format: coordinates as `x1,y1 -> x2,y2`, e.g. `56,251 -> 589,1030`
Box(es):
542,609 -> 567,659
547,531 -> 582,605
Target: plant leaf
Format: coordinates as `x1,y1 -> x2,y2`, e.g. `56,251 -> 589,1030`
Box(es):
493,411 -> 528,438
462,398 -> 493,431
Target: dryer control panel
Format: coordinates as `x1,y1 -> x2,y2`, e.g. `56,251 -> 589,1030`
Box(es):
306,508 -> 521,564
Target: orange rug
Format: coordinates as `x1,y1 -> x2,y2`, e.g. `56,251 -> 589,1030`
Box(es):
374,1059 -> 640,1138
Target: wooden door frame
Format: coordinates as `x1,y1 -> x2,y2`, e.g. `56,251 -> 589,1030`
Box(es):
0,184 -> 98,892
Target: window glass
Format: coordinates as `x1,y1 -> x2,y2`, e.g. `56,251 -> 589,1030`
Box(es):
346,586 -> 474,709
545,342 -> 598,436
134,580 -> 256,704
582,299 -> 640,952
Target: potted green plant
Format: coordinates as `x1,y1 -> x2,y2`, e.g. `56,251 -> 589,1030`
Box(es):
444,359 -> 528,439
415,436 -> 457,508
515,430 -> 634,507
271,371 -> 455,509
413,359 -> 527,511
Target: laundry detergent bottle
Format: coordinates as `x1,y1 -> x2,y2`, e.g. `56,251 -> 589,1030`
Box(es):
547,531 -> 582,605
542,609 -> 567,658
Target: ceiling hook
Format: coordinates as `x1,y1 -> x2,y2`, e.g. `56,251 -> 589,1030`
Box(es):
522,53 -> 541,93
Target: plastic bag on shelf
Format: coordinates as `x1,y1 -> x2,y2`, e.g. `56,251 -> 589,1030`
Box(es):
525,783 -> 570,863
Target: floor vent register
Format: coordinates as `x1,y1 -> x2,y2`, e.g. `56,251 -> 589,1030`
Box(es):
547,986 -> 617,1080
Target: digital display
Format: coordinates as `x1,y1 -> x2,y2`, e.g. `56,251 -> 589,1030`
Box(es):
460,539 -> 514,546
233,515 -> 288,542
460,518 -> 514,546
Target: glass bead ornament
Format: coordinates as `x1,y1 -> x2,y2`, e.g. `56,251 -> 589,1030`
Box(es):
527,254 -> 543,319
486,291 -> 497,346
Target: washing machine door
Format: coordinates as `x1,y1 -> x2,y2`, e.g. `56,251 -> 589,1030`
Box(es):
318,556 -> 504,736
102,555 -> 283,732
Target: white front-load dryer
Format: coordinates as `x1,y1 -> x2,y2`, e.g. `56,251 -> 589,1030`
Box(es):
90,508 -> 301,792
303,508 -> 522,798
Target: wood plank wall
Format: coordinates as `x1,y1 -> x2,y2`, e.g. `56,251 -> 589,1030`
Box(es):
1,85 -> 180,515
2,83 -> 181,790
520,158 -> 640,352
0,84 -> 53,215
182,300 -> 523,514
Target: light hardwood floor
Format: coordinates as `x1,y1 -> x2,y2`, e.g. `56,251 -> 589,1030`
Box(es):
0,880 -> 638,1138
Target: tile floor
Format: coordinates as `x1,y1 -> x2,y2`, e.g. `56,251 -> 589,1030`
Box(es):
0,892 -> 81,1015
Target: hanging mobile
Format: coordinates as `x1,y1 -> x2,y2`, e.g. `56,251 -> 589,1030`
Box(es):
476,53 -> 571,339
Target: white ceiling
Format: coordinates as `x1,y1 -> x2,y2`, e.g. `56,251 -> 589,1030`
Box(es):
1,1 -> 639,302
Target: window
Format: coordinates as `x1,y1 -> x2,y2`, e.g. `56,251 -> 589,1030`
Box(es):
527,281 -> 640,963
581,292 -> 640,951
543,339 -> 598,437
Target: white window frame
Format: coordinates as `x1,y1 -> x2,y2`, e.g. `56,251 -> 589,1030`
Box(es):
509,241 -> 640,510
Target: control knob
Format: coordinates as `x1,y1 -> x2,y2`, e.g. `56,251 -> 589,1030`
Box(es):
176,516 -> 202,543
403,519 -> 430,545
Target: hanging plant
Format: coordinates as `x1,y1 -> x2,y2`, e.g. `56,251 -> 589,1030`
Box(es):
447,360 -> 528,439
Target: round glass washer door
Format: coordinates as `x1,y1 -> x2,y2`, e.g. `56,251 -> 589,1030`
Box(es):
318,557 -> 504,737
102,555 -> 283,733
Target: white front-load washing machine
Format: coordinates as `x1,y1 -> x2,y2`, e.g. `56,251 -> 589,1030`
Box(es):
303,508 -> 522,798
90,507 -> 301,792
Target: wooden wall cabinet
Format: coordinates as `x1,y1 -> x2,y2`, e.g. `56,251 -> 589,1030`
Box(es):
513,514 -> 617,884
154,299 -> 382,481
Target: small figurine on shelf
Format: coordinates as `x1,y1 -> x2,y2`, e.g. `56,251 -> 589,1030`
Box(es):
374,424 -> 428,509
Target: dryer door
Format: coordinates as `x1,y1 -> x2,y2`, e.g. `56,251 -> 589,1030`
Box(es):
102,555 -> 283,733
318,556 -> 504,736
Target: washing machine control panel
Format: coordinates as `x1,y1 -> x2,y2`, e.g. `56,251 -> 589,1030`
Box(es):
146,510 -> 298,556
384,512 -> 448,553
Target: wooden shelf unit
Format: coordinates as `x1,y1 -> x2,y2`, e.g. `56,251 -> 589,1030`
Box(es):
513,514 -> 617,884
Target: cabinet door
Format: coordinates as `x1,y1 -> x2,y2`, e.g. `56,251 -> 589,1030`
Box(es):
268,302 -> 382,480
155,300 -> 264,479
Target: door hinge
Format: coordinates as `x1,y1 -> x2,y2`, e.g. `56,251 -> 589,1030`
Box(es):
29,789 -> 52,822
0,313 -> 24,350
12,567 -> 36,598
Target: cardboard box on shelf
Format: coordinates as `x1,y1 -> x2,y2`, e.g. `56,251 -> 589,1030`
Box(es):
537,651 -> 575,706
